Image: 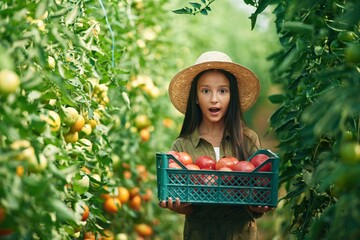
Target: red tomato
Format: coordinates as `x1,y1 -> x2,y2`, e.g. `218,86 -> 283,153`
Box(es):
195,156 -> 216,169
178,152 -> 193,166
215,157 -> 239,170
185,164 -> 200,170
233,161 -> 255,172
219,167 -> 233,171
250,153 -> 271,171
169,162 -> 181,169
167,150 -> 180,163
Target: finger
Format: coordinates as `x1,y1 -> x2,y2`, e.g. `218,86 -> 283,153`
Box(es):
159,200 -> 166,208
168,197 -> 173,208
175,198 -> 180,207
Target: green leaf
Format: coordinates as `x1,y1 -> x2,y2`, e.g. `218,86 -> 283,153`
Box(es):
268,94 -> 285,104
244,0 -> 255,5
249,13 -> 258,30
189,2 -> 202,9
49,199 -> 76,223
73,174 -> 90,194
249,0 -> 270,30
172,8 -> 192,15
27,91 -> 42,103
122,92 -> 131,109
35,0 -> 48,19
200,9 -> 208,15
281,21 -> 314,35
65,4 -> 79,26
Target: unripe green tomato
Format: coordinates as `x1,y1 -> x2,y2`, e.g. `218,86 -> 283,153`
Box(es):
345,43 -> 360,64
343,130 -> 354,141
0,69 -> 20,94
314,46 -> 323,56
340,142 -> 360,164
338,31 -> 357,43
62,107 -> 79,125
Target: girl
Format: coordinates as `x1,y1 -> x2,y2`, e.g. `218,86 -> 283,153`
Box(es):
160,51 -> 273,240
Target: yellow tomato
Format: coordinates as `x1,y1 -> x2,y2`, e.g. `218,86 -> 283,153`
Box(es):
81,124 -> 92,135
140,128 -> 150,142
134,223 -> 153,237
70,115 -> 85,132
117,187 -> 130,204
64,131 -> 79,143
103,197 -> 121,214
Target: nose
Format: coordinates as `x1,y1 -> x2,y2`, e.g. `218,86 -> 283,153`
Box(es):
210,92 -> 219,103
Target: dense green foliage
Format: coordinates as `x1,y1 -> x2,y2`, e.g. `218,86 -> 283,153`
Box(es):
268,1 -> 360,239
0,0 -> 182,239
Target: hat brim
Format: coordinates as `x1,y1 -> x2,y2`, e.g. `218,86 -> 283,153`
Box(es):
169,61 -> 260,114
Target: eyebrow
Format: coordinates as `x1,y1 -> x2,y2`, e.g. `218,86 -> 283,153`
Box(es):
198,84 -> 229,88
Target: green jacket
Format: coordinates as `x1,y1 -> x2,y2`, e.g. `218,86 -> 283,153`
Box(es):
171,127 -> 262,240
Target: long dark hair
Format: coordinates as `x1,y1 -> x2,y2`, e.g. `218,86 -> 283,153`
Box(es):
179,69 -> 252,160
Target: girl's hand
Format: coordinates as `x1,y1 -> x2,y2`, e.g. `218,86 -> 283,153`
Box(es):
248,205 -> 274,214
159,197 -> 193,215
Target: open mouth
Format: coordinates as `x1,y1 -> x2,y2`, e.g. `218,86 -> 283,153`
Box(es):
209,107 -> 220,113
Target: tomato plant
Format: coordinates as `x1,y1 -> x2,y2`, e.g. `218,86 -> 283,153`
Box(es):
0,0 -> 184,239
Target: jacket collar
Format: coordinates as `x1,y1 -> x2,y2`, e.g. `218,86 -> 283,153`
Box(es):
190,127 -> 230,148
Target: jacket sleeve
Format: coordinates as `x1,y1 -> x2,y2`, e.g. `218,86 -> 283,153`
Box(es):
244,128 -> 261,155
170,138 -> 183,152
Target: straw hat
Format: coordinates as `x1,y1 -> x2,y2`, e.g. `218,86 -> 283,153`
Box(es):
168,51 -> 261,114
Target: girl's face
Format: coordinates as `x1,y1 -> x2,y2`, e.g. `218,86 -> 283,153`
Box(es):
196,70 -> 230,124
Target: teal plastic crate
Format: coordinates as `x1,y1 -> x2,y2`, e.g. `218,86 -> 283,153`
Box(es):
156,149 -> 280,207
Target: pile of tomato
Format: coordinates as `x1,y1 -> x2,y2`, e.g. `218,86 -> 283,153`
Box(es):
167,151 -> 272,173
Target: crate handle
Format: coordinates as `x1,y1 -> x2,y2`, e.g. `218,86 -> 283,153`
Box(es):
248,149 -> 278,159
248,149 -> 280,173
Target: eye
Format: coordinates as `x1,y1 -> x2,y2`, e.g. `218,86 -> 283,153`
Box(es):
219,88 -> 229,94
201,88 -> 210,94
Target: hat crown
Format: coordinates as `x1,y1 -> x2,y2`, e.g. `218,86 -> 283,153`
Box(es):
195,51 -> 233,64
